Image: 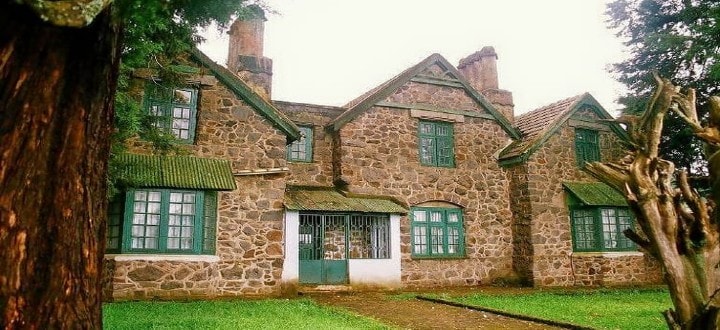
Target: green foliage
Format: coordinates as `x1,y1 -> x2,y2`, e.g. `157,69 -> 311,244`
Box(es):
607,0 -> 720,174
102,299 -> 390,329
108,0 -> 257,196
434,288 -> 671,330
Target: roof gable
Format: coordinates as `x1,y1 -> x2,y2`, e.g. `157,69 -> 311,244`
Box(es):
189,48 -> 301,142
328,53 -> 520,139
499,93 -> 628,166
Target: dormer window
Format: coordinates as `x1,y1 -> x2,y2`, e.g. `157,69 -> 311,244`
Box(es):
287,126 -> 313,162
145,85 -> 198,143
574,128 -> 600,167
418,120 -> 455,167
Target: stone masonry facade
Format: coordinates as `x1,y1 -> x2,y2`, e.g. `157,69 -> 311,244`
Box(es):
105,13 -> 662,300
106,63 -> 291,300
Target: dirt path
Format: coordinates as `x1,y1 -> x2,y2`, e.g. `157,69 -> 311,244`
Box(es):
308,291 -> 566,330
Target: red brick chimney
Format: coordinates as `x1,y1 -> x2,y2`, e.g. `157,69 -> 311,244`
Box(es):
227,5 -> 273,99
458,46 -> 514,123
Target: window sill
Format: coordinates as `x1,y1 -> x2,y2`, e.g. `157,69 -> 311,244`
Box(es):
572,251 -> 644,258
411,255 -> 467,260
105,254 -> 220,262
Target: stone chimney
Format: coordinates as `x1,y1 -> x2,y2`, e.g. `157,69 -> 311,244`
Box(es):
227,5 -> 273,99
458,46 -> 514,123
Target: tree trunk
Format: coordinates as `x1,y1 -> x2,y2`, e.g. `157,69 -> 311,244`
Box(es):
0,1 -> 120,328
585,76 -> 720,329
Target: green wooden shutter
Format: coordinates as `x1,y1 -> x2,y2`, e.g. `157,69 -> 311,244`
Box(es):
202,191 -> 218,254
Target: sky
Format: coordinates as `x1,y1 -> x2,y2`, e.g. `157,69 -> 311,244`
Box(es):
199,0 -> 628,116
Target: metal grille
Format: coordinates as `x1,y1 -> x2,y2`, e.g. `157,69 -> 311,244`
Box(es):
299,213 -> 390,260
349,215 -> 390,259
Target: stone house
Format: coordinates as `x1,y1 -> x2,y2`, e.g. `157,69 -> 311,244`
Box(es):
103,11 -> 661,300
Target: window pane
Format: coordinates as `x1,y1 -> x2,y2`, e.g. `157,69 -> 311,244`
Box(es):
413,210 -> 426,222
173,89 -> 192,104
430,211 -> 442,222
430,227 -> 444,254
148,192 -> 161,202
413,226 -> 427,255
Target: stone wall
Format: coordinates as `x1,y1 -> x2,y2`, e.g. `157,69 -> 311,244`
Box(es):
334,77 -> 516,287
275,101 -> 343,186
108,65 -> 290,300
511,112 -> 662,287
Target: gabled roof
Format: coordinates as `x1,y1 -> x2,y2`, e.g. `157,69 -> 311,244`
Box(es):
498,93 -> 628,166
327,53 -> 520,139
116,153 -> 236,190
189,48 -> 301,142
284,186 -> 407,214
563,182 -> 628,206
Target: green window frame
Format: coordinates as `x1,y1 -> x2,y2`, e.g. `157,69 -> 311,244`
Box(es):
106,189 -> 217,255
570,207 -> 635,252
411,207 -> 464,258
145,85 -> 198,143
418,120 -> 454,167
287,126 -> 313,162
574,128 -> 600,167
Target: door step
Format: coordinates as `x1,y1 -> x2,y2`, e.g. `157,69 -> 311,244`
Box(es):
299,284 -> 352,293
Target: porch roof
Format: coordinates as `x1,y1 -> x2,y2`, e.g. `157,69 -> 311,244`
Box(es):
563,181 -> 627,207
284,186 -> 407,214
116,153 -> 236,191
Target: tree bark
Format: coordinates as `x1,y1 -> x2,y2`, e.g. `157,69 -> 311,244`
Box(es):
0,1 -> 120,328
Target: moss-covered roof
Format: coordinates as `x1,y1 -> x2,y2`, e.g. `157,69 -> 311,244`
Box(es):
327,53 -> 520,139
117,153 -> 236,190
284,186 -> 407,214
189,48 -> 301,142
563,181 -> 628,206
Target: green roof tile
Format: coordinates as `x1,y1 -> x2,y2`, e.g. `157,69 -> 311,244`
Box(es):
563,181 -> 627,206
117,154 -> 236,190
285,186 -> 407,214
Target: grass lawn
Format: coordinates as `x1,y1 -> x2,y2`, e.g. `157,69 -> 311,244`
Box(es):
103,298 -> 389,330
432,287 -> 672,330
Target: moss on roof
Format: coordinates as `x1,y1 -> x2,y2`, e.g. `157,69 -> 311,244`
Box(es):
563,181 -> 628,206
116,153 -> 236,190
284,186 -> 407,214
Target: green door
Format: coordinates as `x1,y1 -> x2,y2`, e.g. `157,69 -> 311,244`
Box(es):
299,214 -> 349,284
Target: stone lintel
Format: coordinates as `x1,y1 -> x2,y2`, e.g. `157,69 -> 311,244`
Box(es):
410,76 -> 464,88
568,118 -> 612,131
234,167 -> 290,176
106,254 -> 221,262
410,109 -> 464,123
377,101 -> 494,120
571,251 -> 645,258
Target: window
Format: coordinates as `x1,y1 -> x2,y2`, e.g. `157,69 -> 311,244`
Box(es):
107,189 -> 217,254
411,207 -> 464,257
575,128 -> 600,167
418,121 -> 454,167
571,207 -> 635,252
287,126 -> 313,162
146,86 -> 198,143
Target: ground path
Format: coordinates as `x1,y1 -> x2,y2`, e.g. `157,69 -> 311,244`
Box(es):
307,290 -> 567,330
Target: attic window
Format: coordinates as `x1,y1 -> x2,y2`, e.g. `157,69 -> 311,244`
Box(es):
145,85 -> 198,143
574,128 -> 600,167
